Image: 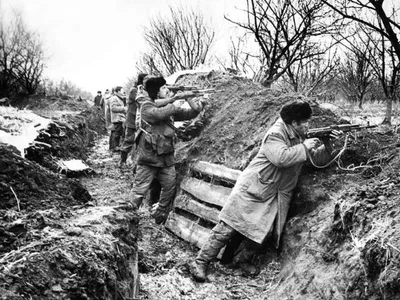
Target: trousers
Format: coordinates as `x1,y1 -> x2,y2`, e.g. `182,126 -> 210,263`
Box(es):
196,221 -> 263,265
195,221 -> 236,264
121,127 -> 136,154
130,164 -> 176,209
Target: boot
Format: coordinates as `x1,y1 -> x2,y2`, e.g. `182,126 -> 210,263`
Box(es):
153,206 -> 168,225
239,262 -> 260,277
191,261 -> 208,282
132,196 -> 143,208
119,151 -> 128,167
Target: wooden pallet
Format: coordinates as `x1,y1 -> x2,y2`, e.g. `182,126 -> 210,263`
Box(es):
165,161 -> 242,249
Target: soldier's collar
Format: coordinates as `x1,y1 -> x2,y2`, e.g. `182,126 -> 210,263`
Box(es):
280,119 -> 300,139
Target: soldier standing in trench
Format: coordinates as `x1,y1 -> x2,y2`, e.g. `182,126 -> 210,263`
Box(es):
94,91 -> 102,106
119,73 -> 148,167
110,86 -> 127,152
130,76 -> 203,224
191,101 -> 343,282
104,88 -> 114,151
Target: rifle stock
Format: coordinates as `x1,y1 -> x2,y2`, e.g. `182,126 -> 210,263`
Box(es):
306,124 -> 377,139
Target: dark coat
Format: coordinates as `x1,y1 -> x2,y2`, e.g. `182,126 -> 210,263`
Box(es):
125,87 -> 138,129
94,95 -> 102,106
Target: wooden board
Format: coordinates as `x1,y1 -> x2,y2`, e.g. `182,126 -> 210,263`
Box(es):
180,177 -> 232,208
190,160 -> 241,184
174,195 -> 220,224
165,212 -> 212,249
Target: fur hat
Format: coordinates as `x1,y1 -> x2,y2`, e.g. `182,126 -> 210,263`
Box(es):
143,76 -> 166,99
280,101 -> 312,124
137,73 -> 148,86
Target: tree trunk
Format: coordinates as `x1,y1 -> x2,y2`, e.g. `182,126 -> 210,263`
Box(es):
358,97 -> 363,109
382,97 -> 393,125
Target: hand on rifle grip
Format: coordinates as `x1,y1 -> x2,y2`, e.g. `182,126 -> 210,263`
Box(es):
303,138 -> 319,150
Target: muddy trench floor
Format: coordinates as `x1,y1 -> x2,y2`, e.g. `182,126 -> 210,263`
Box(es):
82,136 -> 282,300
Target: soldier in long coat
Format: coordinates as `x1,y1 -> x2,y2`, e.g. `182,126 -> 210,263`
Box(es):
192,101 -> 342,282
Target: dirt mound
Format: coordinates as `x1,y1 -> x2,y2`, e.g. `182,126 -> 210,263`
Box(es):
176,72 -> 346,172
0,143 -> 91,211
0,204 -> 139,300
24,107 -> 106,174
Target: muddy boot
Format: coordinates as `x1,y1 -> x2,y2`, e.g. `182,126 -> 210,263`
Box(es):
119,151 -> 128,167
191,261 -> 208,282
239,262 -> 260,277
153,206 -> 168,225
132,196 -> 143,209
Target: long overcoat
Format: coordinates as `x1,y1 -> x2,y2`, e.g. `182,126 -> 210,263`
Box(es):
219,118 -> 331,246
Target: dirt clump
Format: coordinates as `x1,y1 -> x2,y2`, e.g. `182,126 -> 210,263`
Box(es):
0,143 -> 91,211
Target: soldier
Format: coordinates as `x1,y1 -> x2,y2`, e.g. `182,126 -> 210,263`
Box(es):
103,88 -> 114,151
119,73 -> 147,167
110,86 -> 127,152
94,91 -> 102,106
191,101 -> 342,282
130,76 -> 203,224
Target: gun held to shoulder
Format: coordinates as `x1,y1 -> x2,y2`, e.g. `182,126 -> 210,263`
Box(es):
306,123 -> 377,139
166,85 -> 216,96
306,123 -> 377,155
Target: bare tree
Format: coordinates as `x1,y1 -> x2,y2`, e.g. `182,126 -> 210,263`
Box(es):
142,5 -> 215,75
0,13 -> 22,95
283,51 -> 339,96
363,24 -> 400,123
337,34 -> 374,109
225,0 -> 339,87
15,30 -> 45,94
226,34 -> 261,79
321,0 -> 400,124
135,51 -> 164,76
0,11 -> 46,96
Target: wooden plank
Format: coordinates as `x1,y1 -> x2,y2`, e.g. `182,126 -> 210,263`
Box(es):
190,161 -> 241,184
174,195 -> 220,224
180,177 -> 232,208
165,212 -> 211,249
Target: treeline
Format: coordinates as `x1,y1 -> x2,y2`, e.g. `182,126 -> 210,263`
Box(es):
0,12 -> 91,100
39,78 -> 93,100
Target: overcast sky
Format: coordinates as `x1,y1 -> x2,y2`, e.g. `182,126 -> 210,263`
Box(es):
1,0 -> 246,94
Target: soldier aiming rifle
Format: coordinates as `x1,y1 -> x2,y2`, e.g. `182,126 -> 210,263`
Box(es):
166,85 -> 216,97
306,123 -> 377,155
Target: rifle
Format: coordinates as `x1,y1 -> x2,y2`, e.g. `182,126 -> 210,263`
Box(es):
166,85 -> 216,95
306,123 -> 377,154
166,85 -> 197,92
306,123 -> 377,139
